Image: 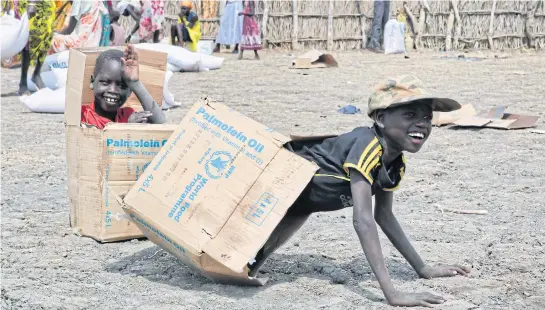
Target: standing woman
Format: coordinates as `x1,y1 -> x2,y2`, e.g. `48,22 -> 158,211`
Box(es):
138,0 -> 165,43
214,0 -> 243,53
4,0 -> 56,95
237,0 -> 261,60
51,0 -> 109,52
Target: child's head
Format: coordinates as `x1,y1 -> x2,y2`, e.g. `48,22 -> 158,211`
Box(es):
91,49 -> 131,113
180,0 -> 193,16
368,75 -> 460,153
110,10 -> 120,24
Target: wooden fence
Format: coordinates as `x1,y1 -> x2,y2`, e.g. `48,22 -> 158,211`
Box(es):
120,0 -> 545,51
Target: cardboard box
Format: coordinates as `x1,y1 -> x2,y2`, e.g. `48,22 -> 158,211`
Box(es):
291,50 -> 338,69
121,98 -> 319,285
453,106 -> 539,129
65,47 -> 176,242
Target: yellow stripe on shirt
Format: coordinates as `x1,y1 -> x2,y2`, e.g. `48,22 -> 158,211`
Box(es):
357,137 -> 379,168
343,163 -> 374,184
364,156 -> 380,176
315,173 -> 350,182
361,147 -> 381,173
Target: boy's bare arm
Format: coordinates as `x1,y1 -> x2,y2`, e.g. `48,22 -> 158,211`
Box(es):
351,170 -> 445,307
128,81 -> 166,124
350,171 -> 396,299
374,189 -> 427,275
374,188 -> 470,278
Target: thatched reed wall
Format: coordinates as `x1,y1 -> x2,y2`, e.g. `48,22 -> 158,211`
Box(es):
120,0 -> 545,51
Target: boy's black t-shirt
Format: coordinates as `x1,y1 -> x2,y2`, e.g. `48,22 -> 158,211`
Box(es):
285,127 -> 405,212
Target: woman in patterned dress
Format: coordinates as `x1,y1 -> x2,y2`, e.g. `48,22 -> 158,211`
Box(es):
237,0 -> 261,60
2,0 -> 56,94
51,0 -> 109,52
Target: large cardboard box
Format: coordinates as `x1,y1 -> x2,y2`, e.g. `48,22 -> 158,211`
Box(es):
65,47 -> 177,242
121,98 -> 319,285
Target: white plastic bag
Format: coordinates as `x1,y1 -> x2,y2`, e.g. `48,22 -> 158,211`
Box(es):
161,70 -> 181,110
135,43 -> 223,72
0,13 -> 29,61
384,19 -> 407,55
52,68 -> 68,88
20,87 -> 66,113
27,70 -> 59,92
41,50 -> 70,72
197,40 -> 214,55
166,63 -> 182,72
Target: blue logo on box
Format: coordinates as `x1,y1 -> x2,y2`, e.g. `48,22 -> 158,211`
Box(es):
205,151 -> 233,179
246,193 -> 279,226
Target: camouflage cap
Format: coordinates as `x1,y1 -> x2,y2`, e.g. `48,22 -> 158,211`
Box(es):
367,75 -> 461,116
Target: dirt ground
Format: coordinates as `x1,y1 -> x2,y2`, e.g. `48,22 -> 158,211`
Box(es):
1,50 -> 545,310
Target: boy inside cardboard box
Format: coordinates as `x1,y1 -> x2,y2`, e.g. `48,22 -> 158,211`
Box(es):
122,75 -> 472,307
65,45 -> 177,243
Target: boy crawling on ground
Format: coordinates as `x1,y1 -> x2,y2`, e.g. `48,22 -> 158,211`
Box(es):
249,75 -> 471,307
81,44 -> 166,129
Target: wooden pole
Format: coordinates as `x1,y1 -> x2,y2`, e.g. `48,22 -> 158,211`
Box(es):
445,9 -> 455,51
404,3 -> 418,48
450,0 -> 461,49
356,0 -> 367,49
524,5 -> 537,48
292,0 -> 298,50
262,0 -> 269,49
327,0 -> 334,50
488,0 -> 497,50
416,7 -> 426,49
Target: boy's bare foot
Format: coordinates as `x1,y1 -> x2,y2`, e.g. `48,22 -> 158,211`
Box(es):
237,53 -> 243,60
254,55 -> 260,60
31,75 -> 46,89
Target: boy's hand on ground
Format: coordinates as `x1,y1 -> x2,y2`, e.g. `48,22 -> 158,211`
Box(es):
128,111 -> 152,123
387,291 -> 445,308
122,44 -> 139,82
418,265 -> 471,279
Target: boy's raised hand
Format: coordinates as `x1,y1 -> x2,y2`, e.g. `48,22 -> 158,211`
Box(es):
418,264 -> 471,279
128,111 -> 152,123
121,44 -> 139,83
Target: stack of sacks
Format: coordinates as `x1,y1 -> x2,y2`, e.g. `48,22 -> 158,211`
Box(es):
135,43 -> 224,72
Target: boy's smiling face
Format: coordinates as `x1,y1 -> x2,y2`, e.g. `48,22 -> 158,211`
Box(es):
377,101 -> 433,153
93,59 -> 131,113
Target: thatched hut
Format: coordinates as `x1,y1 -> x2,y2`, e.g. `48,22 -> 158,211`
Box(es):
120,0 -> 545,51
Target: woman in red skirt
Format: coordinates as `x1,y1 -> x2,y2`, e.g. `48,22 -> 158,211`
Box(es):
237,0 -> 261,60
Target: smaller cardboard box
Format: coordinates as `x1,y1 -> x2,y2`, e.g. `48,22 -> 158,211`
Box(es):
453,106 -> 539,130
121,98 -> 318,285
65,47 -> 176,242
432,104 -> 477,126
291,50 -> 338,69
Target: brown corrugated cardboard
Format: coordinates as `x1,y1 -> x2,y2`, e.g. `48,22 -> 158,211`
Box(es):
121,98 -> 319,285
432,104 -> 477,126
453,106 -> 539,129
65,47 -> 176,242
291,50 -> 338,69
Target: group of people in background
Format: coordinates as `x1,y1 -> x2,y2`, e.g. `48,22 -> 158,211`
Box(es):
214,0 -> 261,60
1,0 -> 207,95
2,0 -> 262,96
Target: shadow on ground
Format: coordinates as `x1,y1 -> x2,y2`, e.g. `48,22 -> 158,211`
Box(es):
105,245 -> 417,301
